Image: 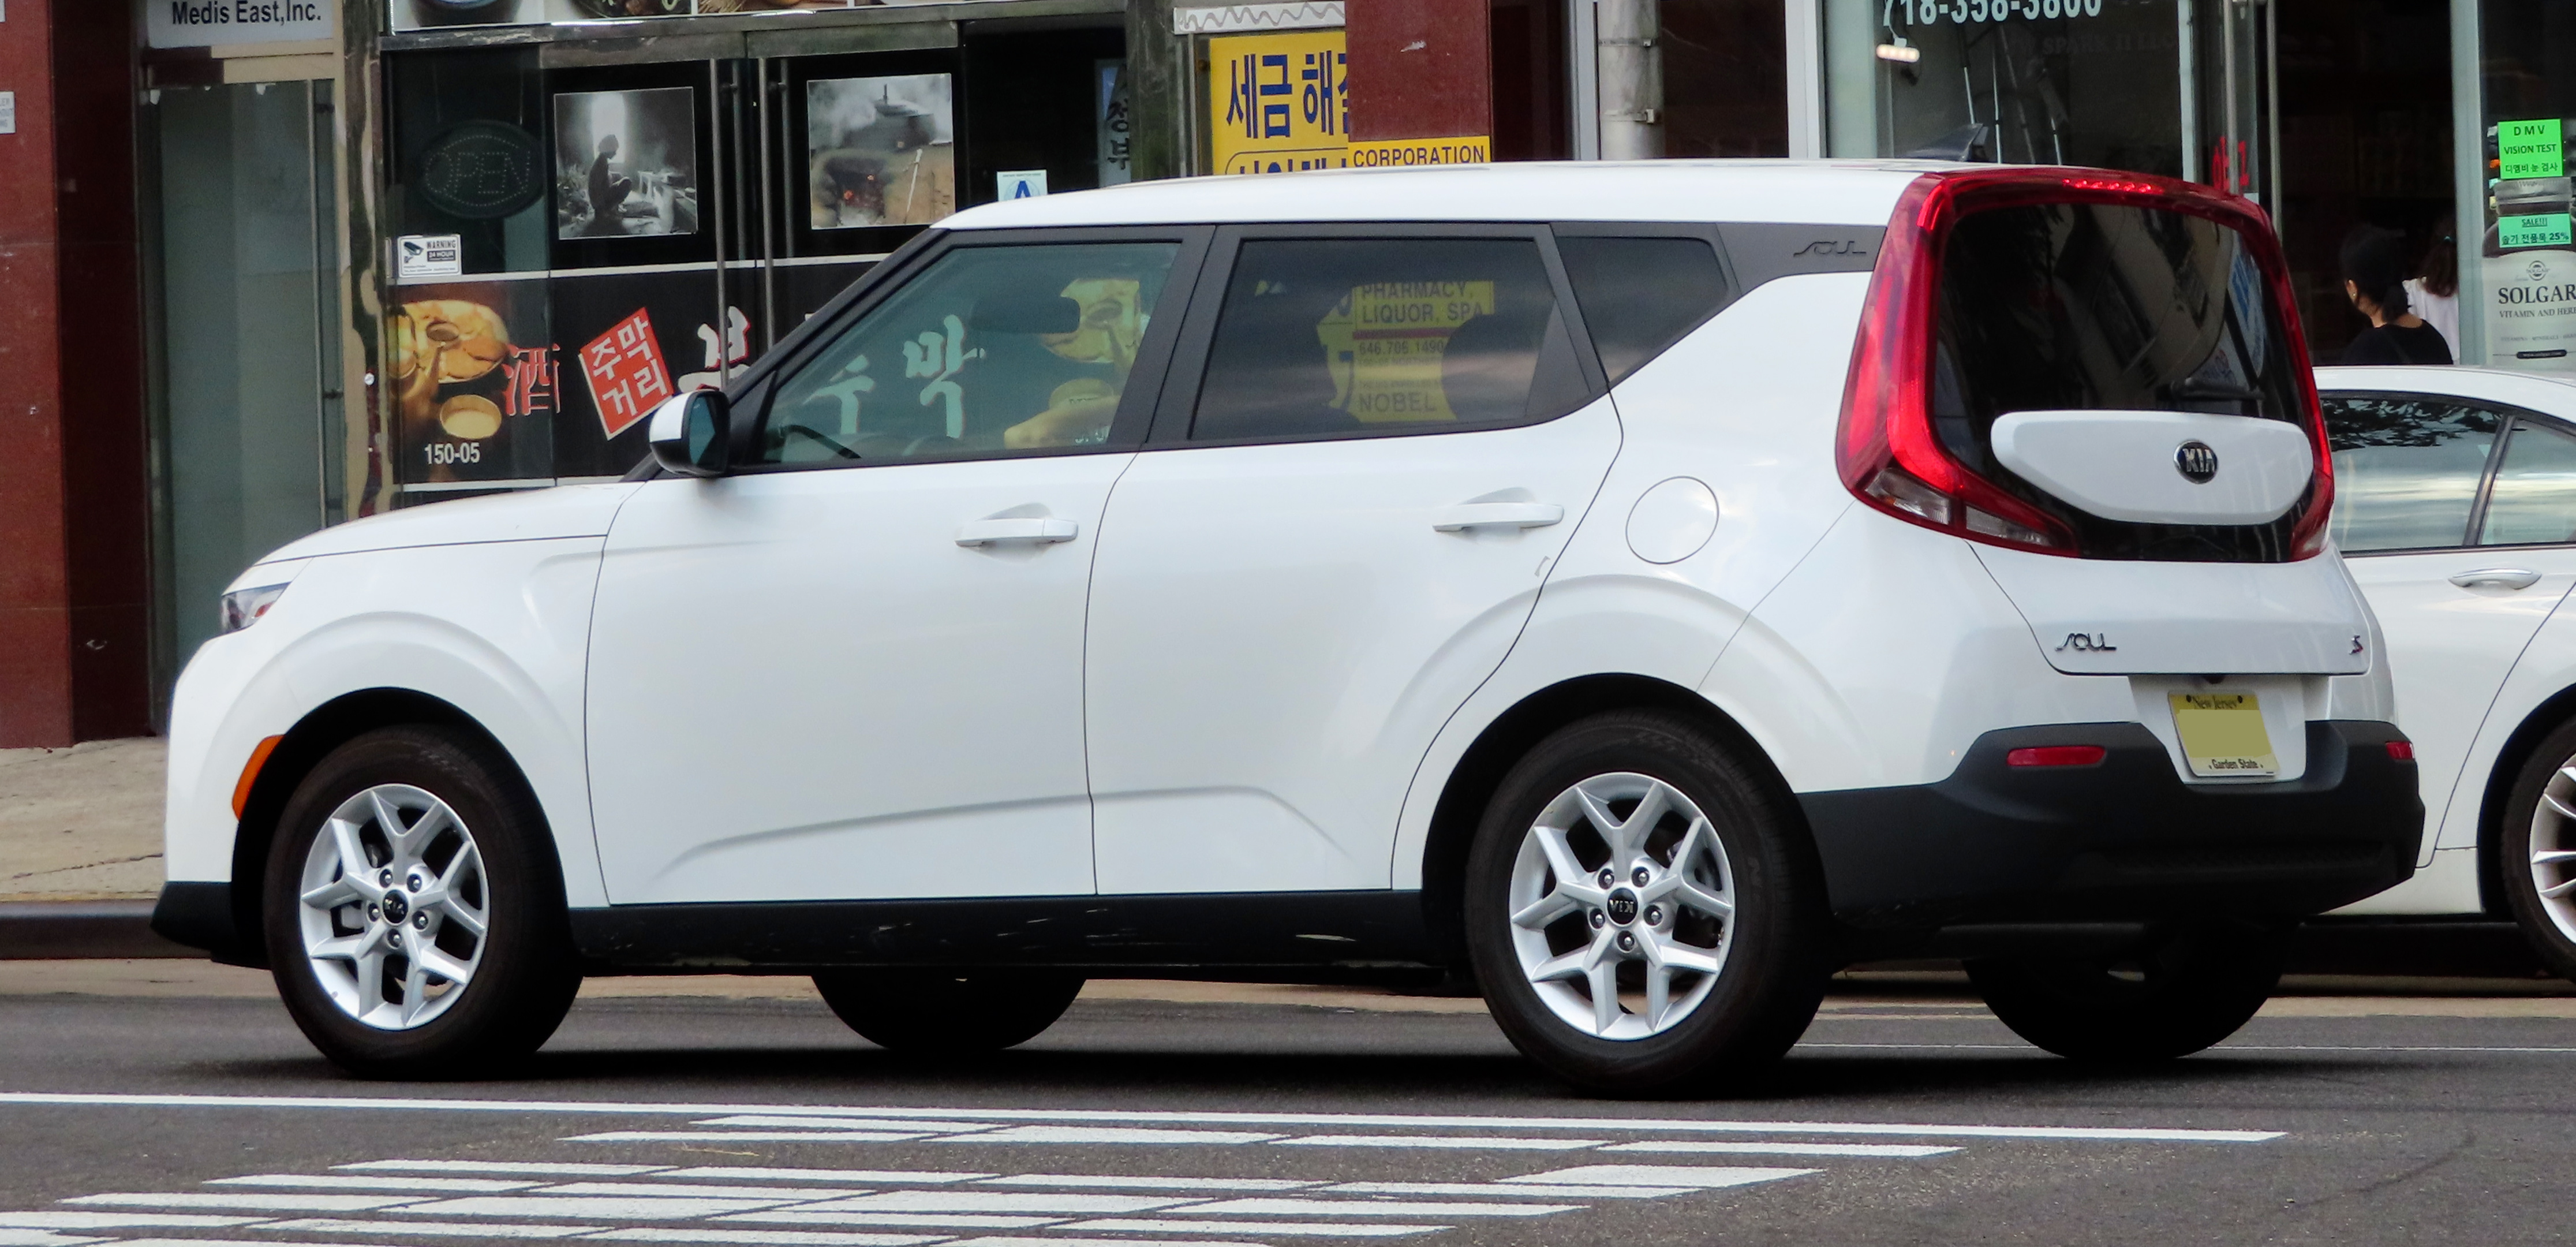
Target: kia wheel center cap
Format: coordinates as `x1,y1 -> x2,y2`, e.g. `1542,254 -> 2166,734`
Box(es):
1606,888 -> 1640,925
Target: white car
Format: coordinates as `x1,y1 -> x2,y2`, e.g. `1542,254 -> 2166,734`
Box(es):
153,162 -> 2421,1092
2318,365 -> 2576,973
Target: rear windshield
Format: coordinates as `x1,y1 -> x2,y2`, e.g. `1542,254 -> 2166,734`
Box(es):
1933,202 -> 2310,560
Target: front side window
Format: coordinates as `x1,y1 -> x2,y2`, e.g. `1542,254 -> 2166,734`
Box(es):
2481,420 -> 2576,547
2324,395 -> 2503,552
1190,238 -> 1588,442
759,241 -> 1179,465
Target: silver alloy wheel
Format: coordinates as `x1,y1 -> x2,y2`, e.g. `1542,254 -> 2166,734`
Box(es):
2532,759 -> 2576,942
1506,771 -> 1736,1040
295,783 -> 489,1031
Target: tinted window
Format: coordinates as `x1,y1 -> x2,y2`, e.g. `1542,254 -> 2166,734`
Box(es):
1935,202 -> 2308,561
2324,396 -> 2502,552
1191,238 -> 1588,442
1557,235 -> 1732,383
2481,421 -> 2576,546
760,241 -> 1178,465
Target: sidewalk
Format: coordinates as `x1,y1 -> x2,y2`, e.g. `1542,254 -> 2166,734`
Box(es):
0,737 -> 164,903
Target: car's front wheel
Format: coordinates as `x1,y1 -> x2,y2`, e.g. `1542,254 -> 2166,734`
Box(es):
1965,921 -> 2289,1062
812,969 -> 1086,1053
263,726 -> 580,1078
2498,718 -> 2576,981
1463,710 -> 1831,1095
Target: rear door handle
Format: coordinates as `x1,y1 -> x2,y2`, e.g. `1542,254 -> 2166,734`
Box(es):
1431,502 -> 1565,532
956,517 -> 1079,547
2450,568 -> 2543,590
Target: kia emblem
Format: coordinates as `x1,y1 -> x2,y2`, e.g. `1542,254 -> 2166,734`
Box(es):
2175,440 -> 2219,484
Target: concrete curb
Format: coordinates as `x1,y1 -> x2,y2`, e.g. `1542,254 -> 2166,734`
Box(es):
0,901 -> 191,959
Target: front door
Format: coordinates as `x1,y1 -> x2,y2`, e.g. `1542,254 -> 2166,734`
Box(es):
586,234 -> 1193,903
1083,229 -> 1623,894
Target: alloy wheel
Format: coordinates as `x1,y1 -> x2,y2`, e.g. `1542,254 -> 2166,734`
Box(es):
1506,771 -> 1736,1040
294,783 -> 489,1031
2530,759 -> 2576,943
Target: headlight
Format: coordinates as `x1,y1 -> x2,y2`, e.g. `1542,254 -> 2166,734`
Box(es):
219,583 -> 291,635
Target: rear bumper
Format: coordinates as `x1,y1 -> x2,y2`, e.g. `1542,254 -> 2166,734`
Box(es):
1803,720 -> 2421,936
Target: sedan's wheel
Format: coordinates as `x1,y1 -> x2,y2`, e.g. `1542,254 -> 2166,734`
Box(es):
264,726 -> 579,1078
2498,719 -> 2576,981
813,969 -> 1085,1053
1966,922 -> 2289,1063
1465,710 -> 1829,1095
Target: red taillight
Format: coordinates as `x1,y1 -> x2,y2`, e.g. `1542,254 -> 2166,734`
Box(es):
1836,167 -> 2335,561
2007,745 -> 2108,768
2386,740 -> 2416,763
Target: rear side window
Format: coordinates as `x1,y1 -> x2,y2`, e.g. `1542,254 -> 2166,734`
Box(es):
2482,421 -> 2576,547
1557,236 -> 1733,384
1190,238 -> 1590,442
1934,202 -> 2309,559
2324,395 -> 2503,552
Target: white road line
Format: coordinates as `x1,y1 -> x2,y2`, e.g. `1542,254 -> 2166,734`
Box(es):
63,1193 -> 419,1214
0,1231 -> 105,1247
938,1127 -> 1281,1147
1168,1199 -> 1576,1219
569,1133 -> 939,1145
1072,1219 -> 1445,1238
722,1212 -> 1064,1230
387,1197 -> 797,1220
976,1176 -> 1317,1193
1600,1141 -> 1958,1158
789,1193 -> 1198,1215
263,1218 -> 608,1239
0,1214 -> 271,1230
1269,1136 -> 1603,1151
959,1238 -> 1271,1247
100,1239 -> 376,1247
537,1183 -> 870,1201
1318,1182 -> 1692,1200
695,1117 -> 997,1133
660,1170 -> 993,1186
1506,1166 -> 1817,1189
210,1174 -> 542,1194
0,1092 -> 2285,1143
579,1230 -> 945,1245
341,1162 -> 675,1177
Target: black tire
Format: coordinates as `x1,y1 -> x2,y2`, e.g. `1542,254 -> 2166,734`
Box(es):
1965,921 -> 2289,1063
262,726 -> 581,1078
812,969 -> 1085,1052
2496,718 -> 2576,981
1462,710 -> 1831,1096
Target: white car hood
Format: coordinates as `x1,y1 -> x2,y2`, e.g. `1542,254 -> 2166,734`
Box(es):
259,483 -> 640,564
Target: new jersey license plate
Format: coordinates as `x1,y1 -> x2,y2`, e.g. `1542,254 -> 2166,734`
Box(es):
2169,692 -> 2278,778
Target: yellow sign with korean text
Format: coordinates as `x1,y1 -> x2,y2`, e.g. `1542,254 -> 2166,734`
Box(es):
1319,281 -> 1497,422
1346,136 -> 1493,167
1207,31 -> 1348,176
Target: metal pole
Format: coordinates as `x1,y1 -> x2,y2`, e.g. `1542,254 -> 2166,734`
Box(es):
1597,0 -> 1663,160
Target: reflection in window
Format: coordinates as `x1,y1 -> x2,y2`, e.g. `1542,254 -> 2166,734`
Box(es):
760,242 -> 1176,465
1557,236 -> 1733,384
2325,397 -> 2500,552
2482,421 -> 2576,547
1192,239 -> 1587,442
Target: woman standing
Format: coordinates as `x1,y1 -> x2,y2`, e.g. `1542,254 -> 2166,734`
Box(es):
2341,225 -> 2452,365
2403,216 -> 2461,358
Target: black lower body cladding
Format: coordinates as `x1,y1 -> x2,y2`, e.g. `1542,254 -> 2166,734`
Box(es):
1803,720 -> 2421,933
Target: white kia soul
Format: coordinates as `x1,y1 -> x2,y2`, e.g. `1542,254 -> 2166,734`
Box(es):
156,162 -> 2422,1092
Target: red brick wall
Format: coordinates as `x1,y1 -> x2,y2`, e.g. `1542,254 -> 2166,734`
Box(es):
1345,0 -> 1494,143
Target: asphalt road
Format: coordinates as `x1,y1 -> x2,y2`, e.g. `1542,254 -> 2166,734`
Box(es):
3,966 -> 2575,1246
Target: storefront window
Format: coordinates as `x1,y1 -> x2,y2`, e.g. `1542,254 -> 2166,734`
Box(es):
2477,0 -> 2576,370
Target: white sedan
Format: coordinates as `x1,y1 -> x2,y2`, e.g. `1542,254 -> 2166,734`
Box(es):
2322,364 -> 2576,974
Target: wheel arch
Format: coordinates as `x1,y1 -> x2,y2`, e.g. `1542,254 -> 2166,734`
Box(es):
2476,682 -> 2576,917
1416,673 -> 1806,967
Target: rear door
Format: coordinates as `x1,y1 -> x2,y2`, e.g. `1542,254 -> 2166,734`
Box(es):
1081,226 -> 1622,894
2330,392 -> 2576,858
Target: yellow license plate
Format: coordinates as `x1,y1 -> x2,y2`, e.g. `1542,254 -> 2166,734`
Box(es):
2169,692 -> 2278,778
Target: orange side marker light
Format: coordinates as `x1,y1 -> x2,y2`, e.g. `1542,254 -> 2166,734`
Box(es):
232,735 -> 285,819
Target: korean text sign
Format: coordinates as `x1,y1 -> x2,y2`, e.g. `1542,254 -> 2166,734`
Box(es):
1207,31 -> 1348,176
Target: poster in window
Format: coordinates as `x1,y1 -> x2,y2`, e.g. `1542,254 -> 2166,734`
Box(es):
807,74 -> 956,229
548,270 -> 752,479
390,283 -> 557,486
554,88 -> 700,240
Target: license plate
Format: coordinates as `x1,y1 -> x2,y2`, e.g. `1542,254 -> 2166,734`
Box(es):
2169,692 -> 2278,778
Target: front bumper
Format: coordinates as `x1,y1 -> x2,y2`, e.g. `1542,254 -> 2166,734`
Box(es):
1803,720 -> 2421,935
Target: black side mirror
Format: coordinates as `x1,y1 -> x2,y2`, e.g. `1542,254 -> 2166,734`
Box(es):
648,389 -> 731,477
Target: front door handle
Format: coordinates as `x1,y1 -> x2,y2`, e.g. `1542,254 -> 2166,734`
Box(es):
1431,502 -> 1565,532
956,517 -> 1079,547
2450,568 -> 2543,590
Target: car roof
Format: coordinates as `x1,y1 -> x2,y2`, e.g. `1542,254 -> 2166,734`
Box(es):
941,159 -> 1958,231
2313,365 -> 2576,420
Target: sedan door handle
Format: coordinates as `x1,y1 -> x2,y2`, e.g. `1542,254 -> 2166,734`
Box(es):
956,517 -> 1079,547
2450,568 -> 2544,590
1431,502 -> 1565,532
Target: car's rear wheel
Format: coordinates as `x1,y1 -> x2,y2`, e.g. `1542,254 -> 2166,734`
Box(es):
263,726 -> 580,1078
2498,719 -> 2576,981
1965,922 -> 2288,1062
1463,710 -> 1830,1095
812,969 -> 1085,1052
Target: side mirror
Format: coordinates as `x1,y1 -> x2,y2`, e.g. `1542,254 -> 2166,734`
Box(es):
648,389 -> 730,478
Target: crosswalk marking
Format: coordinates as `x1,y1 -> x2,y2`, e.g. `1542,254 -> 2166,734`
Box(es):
63,1194 -> 415,1214
1071,1219 -> 1445,1238
584,1231 -> 941,1246
571,1133 -> 941,1145
390,1197 -> 798,1220
1268,1135 -> 1602,1151
660,1171 -> 992,1187
342,1162 -> 674,1177
1599,1140 -> 1958,1158
541,1185 -> 873,1201
697,1118 -> 1004,1134
721,1213 -> 1061,1230
1506,1164 -> 1816,1188
1317,1182 -> 1691,1199
939,1127 -> 1283,1147
975,1177 -> 1314,1193
0,1214 -> 270,1229
787,1194 -> 1197,1215
264,1218 -> 607,1238
210,1174 -> 540,1194
1170,1199 -> 1580,1219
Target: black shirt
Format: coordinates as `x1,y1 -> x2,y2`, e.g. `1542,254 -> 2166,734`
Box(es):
2342,322 -> 2452,366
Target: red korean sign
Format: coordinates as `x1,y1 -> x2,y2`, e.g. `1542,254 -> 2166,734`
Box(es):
578,308 -> 675,439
